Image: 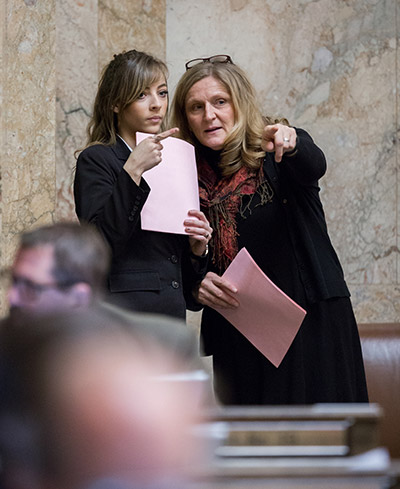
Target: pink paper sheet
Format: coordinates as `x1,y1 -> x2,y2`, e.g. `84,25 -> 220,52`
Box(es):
213,248 -> 307,368
136,132 -> 199,234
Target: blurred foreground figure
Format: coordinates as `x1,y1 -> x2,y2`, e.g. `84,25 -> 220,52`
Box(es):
0,306 -> 214,489
0,222 -> 112,458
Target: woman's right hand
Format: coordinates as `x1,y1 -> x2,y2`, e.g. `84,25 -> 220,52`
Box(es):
123,127 -> 179,184
195,271 -> 239,309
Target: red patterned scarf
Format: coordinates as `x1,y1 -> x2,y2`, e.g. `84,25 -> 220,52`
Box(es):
197,152 -> 273,272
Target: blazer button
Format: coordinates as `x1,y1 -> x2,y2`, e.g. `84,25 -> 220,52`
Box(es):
128,215 -> 135,221
282,198 -> 288,204
171,255 -> 178,264
171,280 -> 180,289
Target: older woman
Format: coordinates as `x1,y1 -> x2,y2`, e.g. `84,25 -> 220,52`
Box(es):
171,55 -> 368,405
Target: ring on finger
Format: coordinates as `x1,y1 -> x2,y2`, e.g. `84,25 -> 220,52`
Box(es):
283,137 -> 290,142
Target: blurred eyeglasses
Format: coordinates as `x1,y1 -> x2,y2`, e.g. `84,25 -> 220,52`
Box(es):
185,54 -> 233,71
1,268 -> 77,303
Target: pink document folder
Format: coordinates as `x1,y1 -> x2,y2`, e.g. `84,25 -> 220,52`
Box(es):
213,248 -> 307,367
136,132 -> 199,234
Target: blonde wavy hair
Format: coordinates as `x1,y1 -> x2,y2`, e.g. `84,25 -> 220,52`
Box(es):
171,61 -> 281,177
83,50 -> 169,149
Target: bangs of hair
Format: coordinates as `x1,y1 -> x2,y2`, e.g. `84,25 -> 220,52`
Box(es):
121,62 -> 168,111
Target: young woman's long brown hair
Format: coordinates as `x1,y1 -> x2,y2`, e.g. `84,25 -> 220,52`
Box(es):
85,50 -> 169,149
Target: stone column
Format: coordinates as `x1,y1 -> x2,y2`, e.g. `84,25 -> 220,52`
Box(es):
1,0 -> 56,313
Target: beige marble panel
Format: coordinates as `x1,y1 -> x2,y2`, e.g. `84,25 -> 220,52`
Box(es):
397,0 -> 400,289
166,0 -> 399,323
0,0 -> 5,253
298,0 -> 398,322
99,0 -> 166,70
166,0 -> 277,95
55,0 -> 98,221
350,284 -> 400,324
1,0 -> 56,313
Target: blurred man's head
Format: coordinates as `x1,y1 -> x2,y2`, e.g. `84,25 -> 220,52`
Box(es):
7,222 -> 110,314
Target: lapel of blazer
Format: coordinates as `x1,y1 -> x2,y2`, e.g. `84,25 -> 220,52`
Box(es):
111,136 -> 132,162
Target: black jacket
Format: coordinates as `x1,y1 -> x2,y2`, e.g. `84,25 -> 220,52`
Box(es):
74,138 -> 207,318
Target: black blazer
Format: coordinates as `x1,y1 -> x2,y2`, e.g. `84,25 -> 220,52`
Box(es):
74,137 -> 206,318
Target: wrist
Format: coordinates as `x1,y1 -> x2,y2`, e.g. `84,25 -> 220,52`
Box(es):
191,244 -> 209,259
123,155 -> 144,184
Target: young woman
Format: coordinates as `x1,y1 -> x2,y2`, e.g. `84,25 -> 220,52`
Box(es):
171,55 -> 368,404
74,50 -> 212,318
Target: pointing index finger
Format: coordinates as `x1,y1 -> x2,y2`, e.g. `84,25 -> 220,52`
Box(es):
262,124 -> 279,142
153,127 -> 179,143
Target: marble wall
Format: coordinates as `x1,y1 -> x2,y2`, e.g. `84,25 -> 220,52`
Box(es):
0,0 -> 399,322
167,0 -> 400,323
1,0 -> 57,317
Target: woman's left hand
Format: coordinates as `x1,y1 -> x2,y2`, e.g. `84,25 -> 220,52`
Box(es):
184,210 -> 212,257
261,123 -> 297,163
